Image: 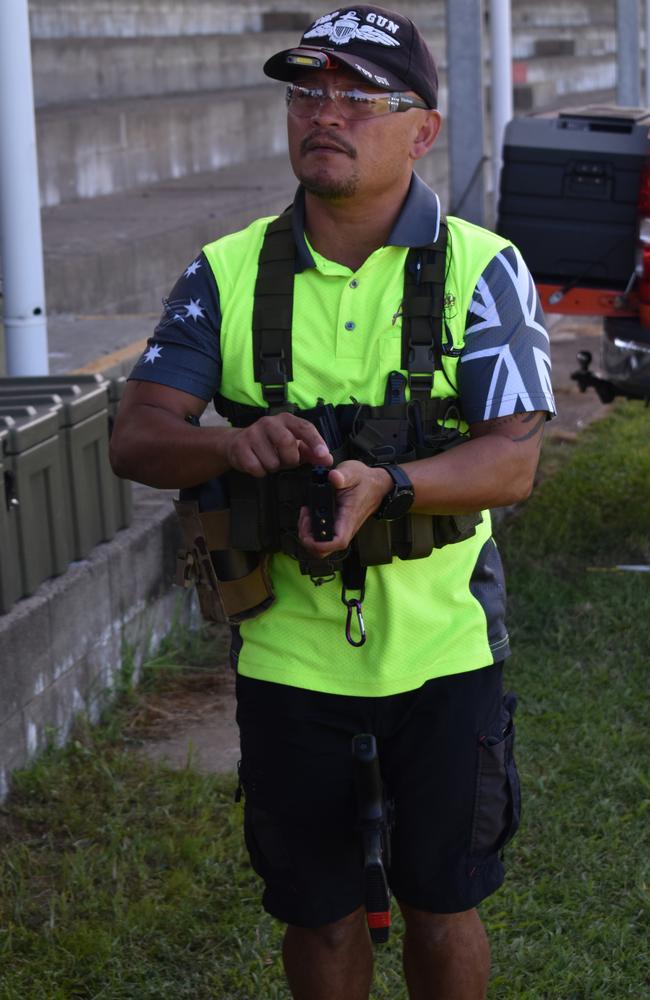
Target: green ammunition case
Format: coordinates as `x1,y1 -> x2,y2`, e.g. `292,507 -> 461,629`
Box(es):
0,377 -> 117,559
0,404 -> 71,604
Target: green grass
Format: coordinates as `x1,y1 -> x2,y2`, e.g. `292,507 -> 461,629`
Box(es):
1,401 -> 649,998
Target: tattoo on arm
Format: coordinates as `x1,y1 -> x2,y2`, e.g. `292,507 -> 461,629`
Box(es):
486,411 -> 546,445
512,414 -> 546,444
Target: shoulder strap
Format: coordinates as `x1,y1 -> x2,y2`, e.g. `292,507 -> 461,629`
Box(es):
251,208 -> 449,410
252,209 -> 296,410
401,218 -> 449,405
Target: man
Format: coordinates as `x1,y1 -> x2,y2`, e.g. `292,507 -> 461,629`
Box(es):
110,6 -> 555,998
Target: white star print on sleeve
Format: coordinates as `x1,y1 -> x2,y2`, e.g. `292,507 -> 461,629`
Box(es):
185,298 -> 206,321
128,249 -> 220,400
184,259 -> 202,278
143,344 -> 163,364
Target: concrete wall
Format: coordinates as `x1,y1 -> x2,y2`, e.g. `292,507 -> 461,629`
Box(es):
0,482 -> 194,800
37,87 -> 290,207
28,1 -> 444,39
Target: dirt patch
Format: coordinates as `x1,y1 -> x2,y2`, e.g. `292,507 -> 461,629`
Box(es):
130,662 -> 239,775
132,315 -> 613,776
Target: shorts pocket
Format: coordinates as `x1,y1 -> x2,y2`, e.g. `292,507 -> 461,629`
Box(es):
239,762 -> 294,884
244,802 -> 294,880
469,691 -> 521,859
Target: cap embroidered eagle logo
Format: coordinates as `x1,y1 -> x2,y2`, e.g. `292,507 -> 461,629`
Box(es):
304,12 -> 400,47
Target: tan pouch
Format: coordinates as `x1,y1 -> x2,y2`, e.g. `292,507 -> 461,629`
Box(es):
174,500 -> 275,624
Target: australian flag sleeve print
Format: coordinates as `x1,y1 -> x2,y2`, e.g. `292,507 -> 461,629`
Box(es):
458,246 -> 556,424
128,251 -> 222,401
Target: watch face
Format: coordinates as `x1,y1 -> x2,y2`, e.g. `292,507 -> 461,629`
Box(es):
383,488 -> 415,520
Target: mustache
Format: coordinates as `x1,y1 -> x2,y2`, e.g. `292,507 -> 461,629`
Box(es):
300,131 -> 357,158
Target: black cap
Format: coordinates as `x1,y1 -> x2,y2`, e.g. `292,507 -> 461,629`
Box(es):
263,5 -> 438,109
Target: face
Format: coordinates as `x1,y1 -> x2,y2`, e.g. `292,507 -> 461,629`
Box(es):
286,68 -> 441,203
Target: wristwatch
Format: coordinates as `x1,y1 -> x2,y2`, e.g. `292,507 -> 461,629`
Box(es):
374,464 -> 415,521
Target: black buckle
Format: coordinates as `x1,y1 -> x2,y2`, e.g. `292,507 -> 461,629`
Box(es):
408,343 -> 435,372
259,349 -> 289,407
259,351 -> 287,385
408,373 -> 434,396
262,383 -> 289,407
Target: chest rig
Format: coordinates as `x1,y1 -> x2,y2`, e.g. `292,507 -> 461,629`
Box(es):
175,208 -> 481,639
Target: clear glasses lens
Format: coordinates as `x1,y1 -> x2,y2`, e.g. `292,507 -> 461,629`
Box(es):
286,85 -> 395,120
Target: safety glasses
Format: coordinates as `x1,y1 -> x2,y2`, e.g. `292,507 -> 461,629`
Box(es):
285,83 -> 428,120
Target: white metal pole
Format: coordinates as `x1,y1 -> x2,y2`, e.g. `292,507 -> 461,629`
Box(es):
490,0 -> 512,218
489,0 -> 513,219
446,0 -> 486,224
0,0 -> 49,375
646,0 -> 650,106
617,0 -> 641,107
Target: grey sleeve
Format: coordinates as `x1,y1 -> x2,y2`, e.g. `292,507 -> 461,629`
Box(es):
458,245 -> 556,424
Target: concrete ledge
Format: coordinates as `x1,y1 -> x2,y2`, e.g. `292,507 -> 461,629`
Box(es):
42,154 -> 298,313
513,55 -> 617,112
31,25 -> 451,109
0,482 -> 194,801
35,72 -> 451,209
40,150 -> 450,315
512,26 -> 616,60
32,31 -> 300,108
36,85 -> 289,208
28,0 -> 315,38
511,2 -> 613,29
28,0 -> 445,39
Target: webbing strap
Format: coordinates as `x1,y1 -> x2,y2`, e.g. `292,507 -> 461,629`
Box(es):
213,394 -> 460,430
252,208 -> 448,409
401,220 -> 448,404
253,210 -> 296,409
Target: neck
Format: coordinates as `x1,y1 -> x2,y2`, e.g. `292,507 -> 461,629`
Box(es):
303,176 -> 412,271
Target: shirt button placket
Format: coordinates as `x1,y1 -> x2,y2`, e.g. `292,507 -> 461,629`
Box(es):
346,279 -> 359,330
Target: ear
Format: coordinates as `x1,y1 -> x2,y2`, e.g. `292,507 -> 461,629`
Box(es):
410,110 -> 442,161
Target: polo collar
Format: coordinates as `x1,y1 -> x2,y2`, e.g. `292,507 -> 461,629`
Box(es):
291,174 -> 441,272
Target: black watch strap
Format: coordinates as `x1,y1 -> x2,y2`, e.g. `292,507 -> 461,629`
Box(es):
374,464 -> 415,521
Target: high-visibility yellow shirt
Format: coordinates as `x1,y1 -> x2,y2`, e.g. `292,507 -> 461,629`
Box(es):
131,175 -> 555,695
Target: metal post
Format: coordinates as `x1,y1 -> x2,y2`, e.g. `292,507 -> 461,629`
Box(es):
0,0 -> 49,375
617,0 -> 641,107
489,0 -> 513,221
646,0 -> 650,106
446,0 -> 486,224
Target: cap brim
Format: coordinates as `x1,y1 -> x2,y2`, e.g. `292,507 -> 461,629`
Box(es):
263,46 -> 411,93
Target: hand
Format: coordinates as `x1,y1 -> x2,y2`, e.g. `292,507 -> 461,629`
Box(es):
225,413 -> 333,477
298,461 -> 392,557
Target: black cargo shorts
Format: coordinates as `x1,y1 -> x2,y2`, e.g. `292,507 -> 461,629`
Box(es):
236,662 -> 521,927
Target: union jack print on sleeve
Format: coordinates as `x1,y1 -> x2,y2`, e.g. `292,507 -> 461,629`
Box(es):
458,246 -> 556,423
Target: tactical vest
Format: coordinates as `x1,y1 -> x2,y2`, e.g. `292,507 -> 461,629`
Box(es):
176,209 -> 488,637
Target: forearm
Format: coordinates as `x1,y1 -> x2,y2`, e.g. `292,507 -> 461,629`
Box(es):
110,404 -> 238,488
405,434 -> 537,515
